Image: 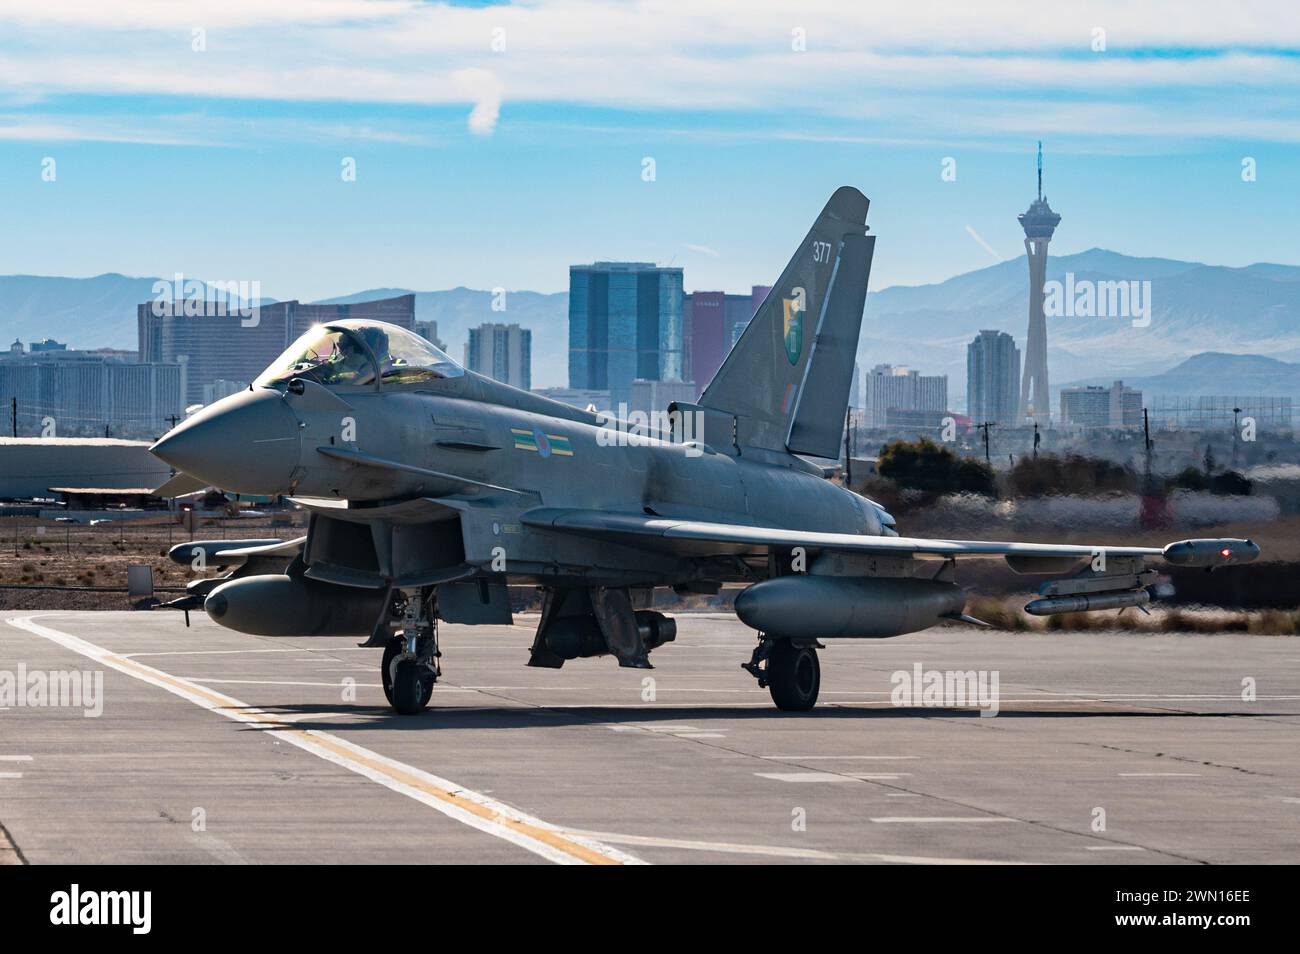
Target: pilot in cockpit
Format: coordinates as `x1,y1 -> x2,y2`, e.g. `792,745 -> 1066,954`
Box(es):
254,320 -> 464,391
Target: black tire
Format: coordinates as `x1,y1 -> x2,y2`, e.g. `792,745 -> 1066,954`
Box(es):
391,659 -> 434,715
381,638 -> 402,706
766,640 -> 820,712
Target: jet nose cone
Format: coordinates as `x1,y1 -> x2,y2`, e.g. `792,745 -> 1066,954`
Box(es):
151,388 -> 300,495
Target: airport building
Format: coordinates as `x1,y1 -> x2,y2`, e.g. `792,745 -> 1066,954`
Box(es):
0,437 -> 171,500
0,345 -> 185,439
1059,380 -> 1143,429
567,262 -> 684,410
967,330 -> 1021,426
138,294 -> 416,405
465,322 -> 532,390
861,364 -> 948,427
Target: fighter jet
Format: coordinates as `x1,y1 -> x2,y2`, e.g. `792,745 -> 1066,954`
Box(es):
150,187 -> 1260,715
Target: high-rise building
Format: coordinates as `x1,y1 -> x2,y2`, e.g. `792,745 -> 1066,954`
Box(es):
138,294 -> 415,405
568,262 -> 683,410
0,348 -> 185,439
861,364 -> 948,427
465,322 -> 532,390
1059,381 -> 1142,429
629,378 -> 697,418
684,291 -> 725,391
414,319 -> 445,351
683,285 -> 769,398
202,379 -> 247,406
1018,141 -> 1061,427
967,330 -> 1021,426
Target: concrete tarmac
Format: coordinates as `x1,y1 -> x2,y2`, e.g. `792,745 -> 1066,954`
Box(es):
2,610 -> 1298,864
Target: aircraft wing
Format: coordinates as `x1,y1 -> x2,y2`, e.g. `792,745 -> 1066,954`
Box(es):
153,471 -> 209,497
521,508 -> 1259,569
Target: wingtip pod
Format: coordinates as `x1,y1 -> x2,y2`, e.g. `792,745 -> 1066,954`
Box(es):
1162,538 -> 1260,567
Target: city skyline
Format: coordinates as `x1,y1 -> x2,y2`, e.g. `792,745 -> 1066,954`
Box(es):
1,3 -> 1297,300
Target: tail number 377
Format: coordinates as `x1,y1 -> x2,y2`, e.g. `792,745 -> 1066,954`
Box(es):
812,241 -> 833,263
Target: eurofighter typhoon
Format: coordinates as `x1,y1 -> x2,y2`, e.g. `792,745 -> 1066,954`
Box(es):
149,188 -> 1259,715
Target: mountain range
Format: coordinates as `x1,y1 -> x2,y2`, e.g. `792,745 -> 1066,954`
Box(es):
3,248 -> 1300,395
1064,352 -> 1300,401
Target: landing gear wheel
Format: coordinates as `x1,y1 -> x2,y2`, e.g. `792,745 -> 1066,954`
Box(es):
382,636 -> 436,714
391,659 -> 434,715
381,638 -> 400,706
766,640 -> 820,712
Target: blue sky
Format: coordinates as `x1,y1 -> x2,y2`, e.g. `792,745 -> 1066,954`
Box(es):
1,1 -> 1298,299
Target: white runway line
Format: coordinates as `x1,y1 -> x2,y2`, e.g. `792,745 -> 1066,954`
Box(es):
604,723 -> 711,734
755,772 -> 863,783
122,649 -> 321,658
180,678 -> 385,688
870,817 -> 1020,824
6,615 -> 643,867
0,772 -> 23,779
1086,846 -> 1146,851
760,755 -> 920,760
675,733 -> 726,739
1119,772 -> 1205,778
179,677 -> 483,694
557,828 -> 1029,864
0,756 -> 34,762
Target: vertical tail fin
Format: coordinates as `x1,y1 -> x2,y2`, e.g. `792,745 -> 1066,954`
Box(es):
698,186 -> 874,459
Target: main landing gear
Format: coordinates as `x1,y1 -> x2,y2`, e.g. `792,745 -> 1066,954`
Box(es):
382,590 -> 440,715
743,635 -> 822,712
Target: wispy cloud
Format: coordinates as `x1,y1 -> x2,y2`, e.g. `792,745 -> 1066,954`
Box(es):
965,225 -> 1004,261
0,2 -> 1297,144
685,243 -> 721,257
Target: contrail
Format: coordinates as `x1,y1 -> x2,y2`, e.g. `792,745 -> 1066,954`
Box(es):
965,225 -> 1002,261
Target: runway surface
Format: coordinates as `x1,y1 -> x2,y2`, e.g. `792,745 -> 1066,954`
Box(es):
3,610 -> 1299,864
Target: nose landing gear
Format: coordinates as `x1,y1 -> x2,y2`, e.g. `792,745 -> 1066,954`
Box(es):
381,590 -> 440,715
743,635 -> 822,712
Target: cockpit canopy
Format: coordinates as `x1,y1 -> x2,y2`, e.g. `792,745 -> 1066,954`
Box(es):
253,320 -> 463,390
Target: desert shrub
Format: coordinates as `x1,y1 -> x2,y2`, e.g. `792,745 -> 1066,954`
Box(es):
878,437 -> 995,498
1009,454 -> 1137,497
